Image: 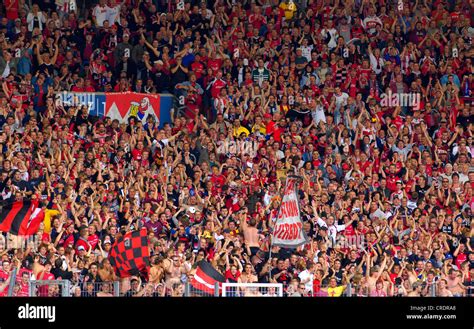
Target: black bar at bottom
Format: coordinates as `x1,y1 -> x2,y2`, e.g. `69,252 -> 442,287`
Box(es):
0,297 -> 471,328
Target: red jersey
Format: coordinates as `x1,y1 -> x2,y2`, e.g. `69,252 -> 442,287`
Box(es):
37,272 -> 55,296
386,174 -> 399,192
207,58 -> 223,73
88,234 -> 99,250
131,148 -> 143,161
358,67 -> 372,82
0,269 -> 9,282
248,14 -> 266,29
455,253 -> 467,269
313,279 -> 321,295
210,174 -> 225,188
210,79 -> 226,98
5,0 -> 19,20
225,270 -> 241,282
75,238 -> 90,253
266,121 -> 283,142
190,61 -> 204,79
343,225 -> 355,236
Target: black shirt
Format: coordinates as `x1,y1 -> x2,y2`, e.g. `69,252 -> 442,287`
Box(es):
457,114 -> 473,129
270,268 -> 291,285
167,190 -> 179,207
51,268 -> 73,281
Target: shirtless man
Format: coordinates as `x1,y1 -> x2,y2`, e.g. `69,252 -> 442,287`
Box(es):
444,269 -> 465,296
240,209 -> 261,256
366,254 -> 388,295
240,263 -> 258,283
164,255 -> 189,288
437,279 -> 454,297
161,249 -> 174,277
407,282 -> 423,296
149,256 -> 165,284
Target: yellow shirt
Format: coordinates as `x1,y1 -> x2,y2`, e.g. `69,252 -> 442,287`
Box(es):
43,209 -> 60,233
327,285 -> 345,297
279,1 -> 297,20
280,105 -> 289,113
276,169 -> 288,181
233,126 -> 250,137
252,123 -> 266,135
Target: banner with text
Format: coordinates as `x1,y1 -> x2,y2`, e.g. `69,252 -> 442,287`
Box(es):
272,175 -> 308,248
55,92 -> 173,127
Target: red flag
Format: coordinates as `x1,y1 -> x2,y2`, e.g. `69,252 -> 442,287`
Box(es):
0,200 -> 43,236
109,229 -> 150,278
19,207 -> 45,236
191,261 -> 225,295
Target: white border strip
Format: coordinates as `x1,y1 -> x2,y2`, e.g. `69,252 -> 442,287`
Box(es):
221,283 -> 283,297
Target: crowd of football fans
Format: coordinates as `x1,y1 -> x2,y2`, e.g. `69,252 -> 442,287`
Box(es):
0,0 -> 473,297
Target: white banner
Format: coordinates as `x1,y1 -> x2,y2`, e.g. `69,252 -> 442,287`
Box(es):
272,176 -> 308,248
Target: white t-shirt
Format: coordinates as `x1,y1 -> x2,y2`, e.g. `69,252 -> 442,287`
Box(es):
1,61 -> 10,78
298,269 -> 314,292
263,192 -> 276,206
316,216 -> 345,246
301,45 -> 313,62
334,92 -> 349,109
107,4 -> 121,25
93,4 -> 110,27
369,53 -> 384,74
275,149 -> 285,160
312,105 -> 326,125
452,144 -> 473,158
458,173 -> 469,184
214,233 -> 224,243
152,138 -> 169,157
321,28 -> 338,49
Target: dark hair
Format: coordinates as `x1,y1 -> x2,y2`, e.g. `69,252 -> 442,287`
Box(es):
54,258 -> 63,269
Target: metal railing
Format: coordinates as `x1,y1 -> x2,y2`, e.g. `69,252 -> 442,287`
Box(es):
279,282 -> 353,297
29,280 -> 71,297
7,268 -> 17,297
342,283 -> 439,297
120,282 -> 185,297
74,281 -> 120,297
117,281 -> 220,297
29,280 -> 120,297
21,279 -> 459,297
